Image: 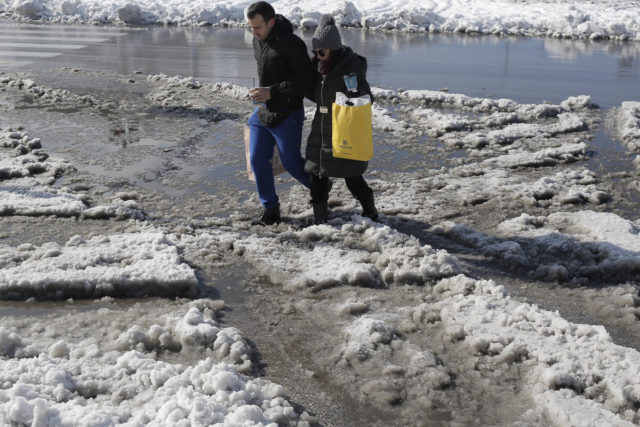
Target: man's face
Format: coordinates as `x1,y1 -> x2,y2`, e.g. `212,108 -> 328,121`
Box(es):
248,14 -> 274,40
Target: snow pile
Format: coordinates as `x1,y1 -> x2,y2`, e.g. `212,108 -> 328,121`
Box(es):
233,217 -> 461,291
116,2 -> 157,25
0,328 -> 25,358
371,89 -> 596,162
0,126 -> 144,219
1,184 -> 142,219
0,304 -> 301,426
146,75 -> 247,121
146,75 -> 250,100
208,81 -> 252,100
484,142 -> 588,169
373,88 -> 594,115
115,302 -> 253,372
1,0 -> 639,41
0,355 -> 299,425
146,73 -> 202,89
0,75 -> 116,111
378,166 -> 608,220
434,211 -> 640,283
338,314 -> 452,407
0,128 -> 67,182
448,113 -> 587,150
616,101 -> 640,152
374,89 -> 595,139
321,271 -> 640,423
580,283 -> 640,330
0,232 -> 198,299
525,169 -> 609,206
498,210 -> 640,251
340,316 -> 397,364
429,274 -> 640,425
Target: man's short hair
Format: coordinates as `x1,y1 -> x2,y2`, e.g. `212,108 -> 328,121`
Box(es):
247,2 -> 275,22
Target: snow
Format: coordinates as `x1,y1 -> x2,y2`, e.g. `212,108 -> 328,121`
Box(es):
616,101 -> 640,152
0,232 -> 198,298
1,105 -> 638,424
1,125 -> 145,219
0,0 -> 638,41
433,210 -> 640,284
231,217 -> 461,291
430,274 -> 640,425
0,17 -> 639,422
0,299 -> 303,425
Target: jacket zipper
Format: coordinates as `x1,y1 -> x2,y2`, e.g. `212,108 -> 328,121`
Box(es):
319,78 -> 325,178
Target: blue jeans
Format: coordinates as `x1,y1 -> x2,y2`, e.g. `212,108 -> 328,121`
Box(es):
248,108 -> 311,209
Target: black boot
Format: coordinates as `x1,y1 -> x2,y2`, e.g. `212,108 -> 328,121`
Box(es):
251,205 -> 281,226
312,201 -> 328,225
359,192 -> 379,221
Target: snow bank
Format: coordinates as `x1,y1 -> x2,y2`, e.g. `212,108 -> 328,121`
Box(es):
615,101 -> 640,154
447,113 -> 587,150
371,89 -> 596,161
429,274 -> 640,425
233,217 -> 461,291
378,165 -> 608,220
372,88 -> 595,114
316,272 -> 640,424
484,142 -> 588,169
376,87 -> 527,116
1,183 -> 142,219
0,232 -> 198,299
115,303 -> 253,372
0,302 -> 301,426
435,210 -> 640,283
1,0 -> 639,41
498,210 -> 640,252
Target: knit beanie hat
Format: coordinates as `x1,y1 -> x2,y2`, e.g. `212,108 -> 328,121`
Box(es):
312,15 -> 342,50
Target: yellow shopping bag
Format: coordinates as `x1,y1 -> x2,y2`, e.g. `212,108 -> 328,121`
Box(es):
331,93 -> 373,161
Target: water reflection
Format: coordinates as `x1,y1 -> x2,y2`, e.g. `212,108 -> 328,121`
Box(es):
327,29 -> 639,106
29,24 -> 638,107
544,38 -> 640,62
111,27 -> 255,85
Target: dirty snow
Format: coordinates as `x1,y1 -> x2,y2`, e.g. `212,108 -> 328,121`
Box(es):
1,125 -> 145,219
1,59 -> 640,425
0,300 -> 301,426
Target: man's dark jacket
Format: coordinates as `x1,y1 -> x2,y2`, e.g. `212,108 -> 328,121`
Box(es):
253,14 -> 312,127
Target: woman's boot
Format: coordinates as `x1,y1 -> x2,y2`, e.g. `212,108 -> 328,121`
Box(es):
312,200 -> 328,224
359,192 -> 378,221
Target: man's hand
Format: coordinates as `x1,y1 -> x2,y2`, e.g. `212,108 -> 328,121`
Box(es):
249,87 -> 271,103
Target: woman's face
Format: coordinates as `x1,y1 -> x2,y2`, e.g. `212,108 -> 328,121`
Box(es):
314,48 -> 332,61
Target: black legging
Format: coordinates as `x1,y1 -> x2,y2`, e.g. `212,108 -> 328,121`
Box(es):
310,175 -> 373,203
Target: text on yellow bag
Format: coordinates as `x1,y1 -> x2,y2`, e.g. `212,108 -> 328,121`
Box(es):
331,93 -> 373,161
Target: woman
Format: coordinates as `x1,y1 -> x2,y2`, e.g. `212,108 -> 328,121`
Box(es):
305,15 -> 378,225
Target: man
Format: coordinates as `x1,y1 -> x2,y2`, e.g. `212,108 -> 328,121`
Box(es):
246,1 -> 312,225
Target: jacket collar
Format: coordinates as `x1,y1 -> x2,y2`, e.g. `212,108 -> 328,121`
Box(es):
265,14 -> 293,42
